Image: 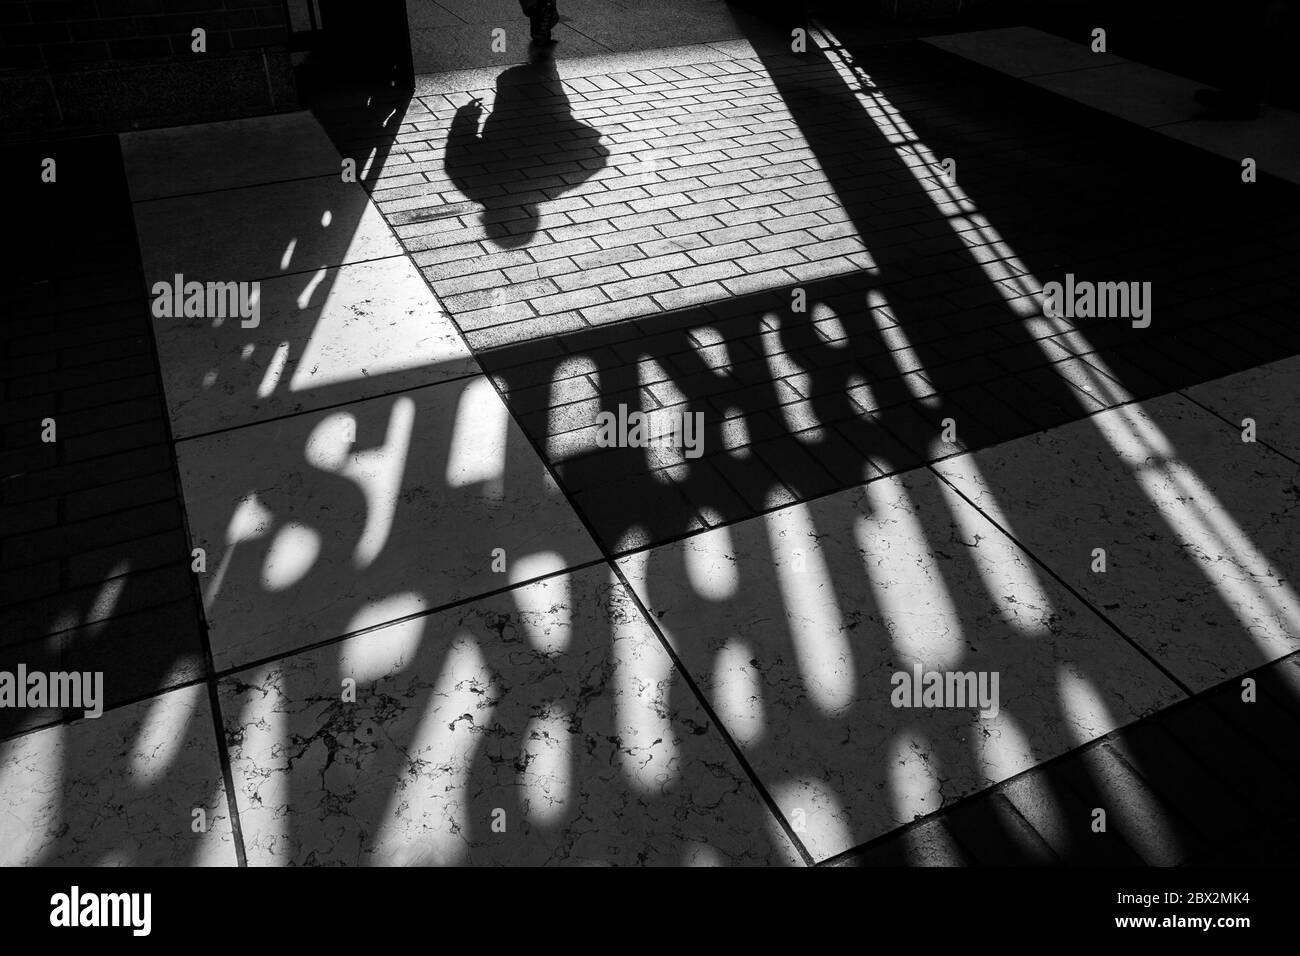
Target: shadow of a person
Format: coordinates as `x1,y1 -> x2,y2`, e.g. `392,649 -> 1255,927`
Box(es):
446,45 -> 609,250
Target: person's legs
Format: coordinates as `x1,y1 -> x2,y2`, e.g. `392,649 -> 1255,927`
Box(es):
520,0 -> 557,40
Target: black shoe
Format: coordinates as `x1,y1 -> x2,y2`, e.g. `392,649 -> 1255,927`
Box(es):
1195,88 -> 1261,120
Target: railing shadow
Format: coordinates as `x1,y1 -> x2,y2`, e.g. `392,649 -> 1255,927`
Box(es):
6,8 -> 1300,866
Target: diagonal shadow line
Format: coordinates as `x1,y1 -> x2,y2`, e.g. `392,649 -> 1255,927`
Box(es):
25,10 -> 1295,866
469,12 -> 1300,862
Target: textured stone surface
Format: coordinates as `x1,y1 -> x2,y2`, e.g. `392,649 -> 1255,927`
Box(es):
134,176 -> 402,285
177,377 -> 601,670
20,22 -> 1288,869
617,467 -> 1184,861
1184,356 -> 1300,463
925,27 -> 1122,78
154,255 -> 476,439
925,26 -> 1300,184
0,684 -> 235,866
122,112 -> 342,201
936,392 -> 1300,691
220,566 -> 802,865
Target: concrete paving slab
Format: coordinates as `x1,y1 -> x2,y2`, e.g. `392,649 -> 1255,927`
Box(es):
616,467 -> 1183,862
121,112 -> 341,201
219,565 -> 804,865
177,376 -> 601,671
0,684 -> 235,865
937,393 -> 1300,692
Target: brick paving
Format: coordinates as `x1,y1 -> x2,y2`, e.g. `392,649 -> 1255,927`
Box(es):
324,37 -> 1300,554
4,17 -> 1300,866
1,136 -> 208,742
304,30 -> 1300,862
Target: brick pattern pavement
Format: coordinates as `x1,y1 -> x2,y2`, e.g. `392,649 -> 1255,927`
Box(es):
323,38 -> 1300,554
322,37 -> 1300,863
4,27 -> 1299,866
0,136 -> 207,741
338,52 -> 877,350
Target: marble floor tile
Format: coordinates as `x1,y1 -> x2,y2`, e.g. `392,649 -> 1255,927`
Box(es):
0,683 -> 235,865
133,176 -> 403,286
0,600 -> 207,743
936,392 -> 1300,692
616,467 -> 1184,862
218,565 -> 802,865
404,0 -> 466,29
177,376 -> 601,670
1183,356 -> 1300,463
427,0 -> 530,23
154,255 -> 478,439
411,23 -> 611,74
925,27 -> 1300,186
121,112 -> 342,202
559,3 -> 748,55
924,27 -> 1121,79
1030,62 -> 1202,129
1159,112 -> 1300,187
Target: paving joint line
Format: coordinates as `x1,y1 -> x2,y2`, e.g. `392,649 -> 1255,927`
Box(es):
817,646 -> 1300,866
386,204 -> 820,863
125,147 -> 250,866
169,367 -> 483,445
921,458 -> 1195,697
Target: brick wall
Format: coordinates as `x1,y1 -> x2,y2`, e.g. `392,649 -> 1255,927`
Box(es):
0,0 -> 298,140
